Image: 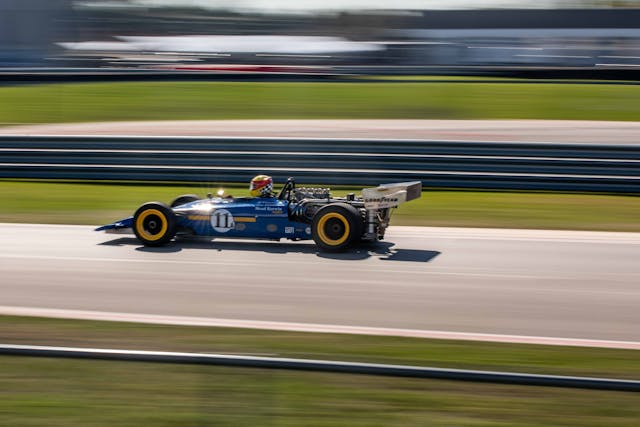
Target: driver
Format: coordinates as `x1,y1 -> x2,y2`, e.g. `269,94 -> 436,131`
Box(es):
249,175 -> 275,198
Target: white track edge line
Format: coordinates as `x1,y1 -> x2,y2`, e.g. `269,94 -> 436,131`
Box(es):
1,306 -> 638,350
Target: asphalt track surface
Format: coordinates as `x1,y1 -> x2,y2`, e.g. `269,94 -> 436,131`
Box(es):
1,223 -> 639,346
2,119 -> 640,143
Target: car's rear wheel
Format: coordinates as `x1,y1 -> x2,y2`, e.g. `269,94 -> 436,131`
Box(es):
170,194 -> 200,208
133,202 -> 176,246
312,203 -> 362,252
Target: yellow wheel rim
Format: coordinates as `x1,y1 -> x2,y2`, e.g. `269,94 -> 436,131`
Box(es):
135,209 -> 168,241
317,212 -> 350,246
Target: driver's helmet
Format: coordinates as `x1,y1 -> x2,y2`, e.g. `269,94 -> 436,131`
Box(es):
250,175 -> 273,197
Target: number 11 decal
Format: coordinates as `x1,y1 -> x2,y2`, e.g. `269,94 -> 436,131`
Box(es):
211,209 -> 235,232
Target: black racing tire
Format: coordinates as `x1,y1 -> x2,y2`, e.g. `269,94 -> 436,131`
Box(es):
311,203 -> 363,252
133,202 -> 177,247
170,194 -> 200,208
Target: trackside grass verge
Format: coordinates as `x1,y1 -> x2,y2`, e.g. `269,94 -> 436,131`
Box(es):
1,81 -> 640,124
1,315 -> 639,427
1,180 -> 639,231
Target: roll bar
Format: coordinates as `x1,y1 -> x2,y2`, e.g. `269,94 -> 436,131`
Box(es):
277,177 -> 296,200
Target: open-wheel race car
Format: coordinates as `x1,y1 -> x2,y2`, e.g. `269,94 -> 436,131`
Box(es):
96,176 -> 422,252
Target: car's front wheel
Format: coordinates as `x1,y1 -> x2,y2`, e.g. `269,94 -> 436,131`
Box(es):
133,202 -> 176,246
311,203 -> 362,252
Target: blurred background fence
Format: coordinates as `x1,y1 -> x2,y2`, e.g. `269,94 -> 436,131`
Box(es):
1,136 -> 639,192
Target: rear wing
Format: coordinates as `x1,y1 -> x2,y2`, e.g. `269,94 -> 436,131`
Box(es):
362,181 -> 422,210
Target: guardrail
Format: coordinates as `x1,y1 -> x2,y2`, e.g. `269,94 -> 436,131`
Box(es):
1,135 -> 639,192
1,344 -> 638,392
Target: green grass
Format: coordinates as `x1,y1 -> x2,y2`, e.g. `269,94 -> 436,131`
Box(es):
2,78 -> 638,425
1,316 -> 639,427
1,180 -> 639,231
1,81 -> 640,124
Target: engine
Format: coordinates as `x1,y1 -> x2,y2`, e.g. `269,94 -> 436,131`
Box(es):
293,187 -> 331,201
287,187 -> 331,223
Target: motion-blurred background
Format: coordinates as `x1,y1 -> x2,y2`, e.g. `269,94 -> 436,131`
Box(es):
3,0 -> 640,76
1,2 -> 640,427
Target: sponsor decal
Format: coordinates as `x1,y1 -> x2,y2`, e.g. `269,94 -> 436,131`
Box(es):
364,197 -> 399,203
362,188 -> 407,209
188,215 -> 209,221
210,209 -> 234,233
255,203 -> 284,214
266,224 -> 278,232
235,223 -> 246,231
285,227 -> 294,234
305,227 -> 311,235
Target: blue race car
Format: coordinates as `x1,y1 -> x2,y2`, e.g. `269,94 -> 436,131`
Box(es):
96,176 -> 422,252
